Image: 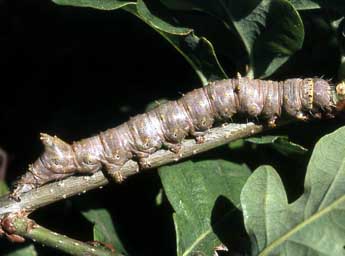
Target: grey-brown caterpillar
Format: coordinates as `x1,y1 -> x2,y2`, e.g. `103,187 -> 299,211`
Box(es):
10,76 -> 345,200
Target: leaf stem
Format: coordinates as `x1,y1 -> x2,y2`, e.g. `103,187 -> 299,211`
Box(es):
9,216 -> 120,256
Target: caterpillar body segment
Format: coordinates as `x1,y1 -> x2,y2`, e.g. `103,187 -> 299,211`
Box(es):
10,77 -> 342,200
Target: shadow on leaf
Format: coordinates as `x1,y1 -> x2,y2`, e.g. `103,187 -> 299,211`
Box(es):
211,195 -> 250,255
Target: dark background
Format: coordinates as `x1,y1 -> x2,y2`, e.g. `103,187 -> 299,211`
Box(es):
0,1 -> 344,255
1,1 -> 198,255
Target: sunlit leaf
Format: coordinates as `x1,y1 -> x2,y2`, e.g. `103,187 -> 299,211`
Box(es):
241,126 -> 345,255
159,160 -> 251,255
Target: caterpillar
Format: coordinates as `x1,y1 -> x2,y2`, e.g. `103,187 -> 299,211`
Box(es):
10,76 -> 345,200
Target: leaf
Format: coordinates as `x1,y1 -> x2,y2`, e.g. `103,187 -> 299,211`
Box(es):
246,135 -> 282,144
155,188 -> 164,206
4,245 -> 37,256
136,0 -> 191,35
51,0 -> 134,10
0,180 -> 9,196
246,135 -> 308,156
289,0 -> 345,11
333,18 -> 345,80
82,208 -> 127,255
161,0 -> 304,78
241,126 -> 345,255
159,160 -> 251,256
125,3 -> 227,84
288,0 -> 321,9
228,138 -> 246,150
52,0 -> 135,11
52,0 -> 227,84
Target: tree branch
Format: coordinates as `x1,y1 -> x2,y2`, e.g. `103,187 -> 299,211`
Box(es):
2,214 -> 120,256
0,122 -> 264,217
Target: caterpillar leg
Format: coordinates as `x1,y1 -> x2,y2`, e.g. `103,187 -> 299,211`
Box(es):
325,112 -> 335,119
192,131 -> 206,144
163,141 -> 181,154
296,112 -> 308,121
138,157 -> 152,169
267,116 -> 278,128
131,150 -> 152,169
309,111 -> 322,119
102,162 -> 124,183
188,125 -> 207,144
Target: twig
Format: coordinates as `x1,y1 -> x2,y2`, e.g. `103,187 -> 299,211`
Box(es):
0,122 -> 264,217
0,147 -> 8,181
2,214 -> 120,256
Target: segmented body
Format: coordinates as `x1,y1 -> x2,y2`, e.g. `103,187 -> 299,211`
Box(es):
11,77 -> 339,199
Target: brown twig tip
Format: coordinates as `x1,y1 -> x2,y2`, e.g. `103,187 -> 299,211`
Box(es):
0,212 -> 28,243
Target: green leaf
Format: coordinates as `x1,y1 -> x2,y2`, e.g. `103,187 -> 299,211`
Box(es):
52,0 -> 227,84
246,135 -> 281,144
82,208 -> 127,255
228,138 -> 246,150
136,0 -> 191,35
246,135 -> 308,156
51,0 -> 134,10
288,0 -> 321,9
155,188 -> 164,206
4,245 -> 37,256
125,3 -> 227,84
0,180 -> 9,196
271,138 -> 307,156
289,0 -> 345,11
161,0 -> 304,78
159,160 -> 251,256
241,126 -> 345,255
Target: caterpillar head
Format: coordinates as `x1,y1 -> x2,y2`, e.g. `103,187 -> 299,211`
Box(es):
336,81 -> 345,99
39,133 -> 77,173
336,81 -> 345,111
